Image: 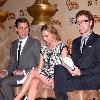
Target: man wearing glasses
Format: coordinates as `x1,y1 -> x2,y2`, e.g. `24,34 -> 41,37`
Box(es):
54,10 -> 100,100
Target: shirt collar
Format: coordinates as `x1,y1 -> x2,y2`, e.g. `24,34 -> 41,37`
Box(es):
81,31 -> 92,39
18,36 -> 28,43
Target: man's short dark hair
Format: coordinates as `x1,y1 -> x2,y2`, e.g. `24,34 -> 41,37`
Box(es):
15,17 -> 30,28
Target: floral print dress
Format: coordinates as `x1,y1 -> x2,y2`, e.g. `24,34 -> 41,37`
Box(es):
38,42 -> 67,79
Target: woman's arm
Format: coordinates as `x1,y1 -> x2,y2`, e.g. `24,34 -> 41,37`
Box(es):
61,47 -> 68,66
38,54 -> 44,69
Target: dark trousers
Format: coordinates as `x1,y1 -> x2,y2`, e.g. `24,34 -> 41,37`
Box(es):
0,78 -> 5,100
0,75 -> 24,100
0,92 -> 4,100
54,65 -> 100,100
54,65 -> 71,100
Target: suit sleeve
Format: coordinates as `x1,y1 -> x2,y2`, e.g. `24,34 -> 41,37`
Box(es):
6,42 -> 17,75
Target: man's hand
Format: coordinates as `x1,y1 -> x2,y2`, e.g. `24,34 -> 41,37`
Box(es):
0,70 -> 8,78
13,69 -> 24,76
67,65 -> 81,76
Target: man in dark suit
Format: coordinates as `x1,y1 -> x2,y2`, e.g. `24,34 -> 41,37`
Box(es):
54,10 -> 100,100
0,18 -> 41,100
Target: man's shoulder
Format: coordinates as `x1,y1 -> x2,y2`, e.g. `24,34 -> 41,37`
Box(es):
93,33 -> 100,38
93,33 -> 100,43
28,36 -> 40,43
11,39 -> 18,45
73,36 -> 81,42
28,37 -> 41,47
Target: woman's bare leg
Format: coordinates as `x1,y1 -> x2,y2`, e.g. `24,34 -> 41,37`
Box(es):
14,70 -> 36,100
27,78 -> 40,100
14,69 -> 53,100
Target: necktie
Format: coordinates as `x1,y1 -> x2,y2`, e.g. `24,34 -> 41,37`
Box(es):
80,38 -> 86,53
82,38 -> 86,52
18,41 -> 22,65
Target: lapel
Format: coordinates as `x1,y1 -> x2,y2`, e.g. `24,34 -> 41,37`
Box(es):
13,40 -> 19,61
78,32 -> 96,59
83,32 -> 96,51
80,32 -> 98,58
78,37 -> 82,57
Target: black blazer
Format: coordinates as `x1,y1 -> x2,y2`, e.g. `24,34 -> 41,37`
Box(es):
54,32 -> 100,92
72,32 -> 100,76
70,32 -> 100,90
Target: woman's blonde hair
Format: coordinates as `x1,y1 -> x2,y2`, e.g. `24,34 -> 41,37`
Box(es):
41,24 -> 61,41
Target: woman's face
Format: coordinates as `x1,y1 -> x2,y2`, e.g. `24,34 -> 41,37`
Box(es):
41,30 -> 55,44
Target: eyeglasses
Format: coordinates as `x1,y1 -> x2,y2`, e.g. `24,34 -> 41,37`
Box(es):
75,20 -> 90,25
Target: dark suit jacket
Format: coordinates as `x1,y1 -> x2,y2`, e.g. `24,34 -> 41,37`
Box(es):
54,31 -> 100,96
6,36 -> 41,75
68,31 -> 100,90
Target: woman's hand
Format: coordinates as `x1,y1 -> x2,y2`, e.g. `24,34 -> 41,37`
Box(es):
45,78 -> 54,88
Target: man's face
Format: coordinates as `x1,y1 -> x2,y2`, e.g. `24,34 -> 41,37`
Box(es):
76,15 -> 92,36
15,22 -> 29,39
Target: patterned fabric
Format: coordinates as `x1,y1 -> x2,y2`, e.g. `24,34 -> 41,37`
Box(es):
38,42 -> 67,79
